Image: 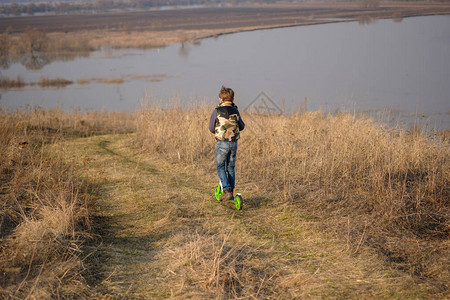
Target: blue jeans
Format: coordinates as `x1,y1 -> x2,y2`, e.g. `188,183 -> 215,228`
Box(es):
216,140 -> 237,191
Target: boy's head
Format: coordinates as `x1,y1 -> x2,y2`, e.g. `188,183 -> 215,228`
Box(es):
219,85 -> 234,102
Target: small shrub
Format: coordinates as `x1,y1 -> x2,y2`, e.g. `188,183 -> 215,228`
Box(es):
19,29 -> 49,54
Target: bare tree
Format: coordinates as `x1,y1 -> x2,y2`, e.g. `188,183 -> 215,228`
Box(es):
360,0 -> 380,9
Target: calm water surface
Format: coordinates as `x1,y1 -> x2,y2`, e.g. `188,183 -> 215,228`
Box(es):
1,15 -> 449,128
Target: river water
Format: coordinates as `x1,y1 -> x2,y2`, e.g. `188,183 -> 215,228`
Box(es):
1,15 -> 449,129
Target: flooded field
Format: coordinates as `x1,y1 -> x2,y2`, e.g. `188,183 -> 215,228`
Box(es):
1,15 -> 449,129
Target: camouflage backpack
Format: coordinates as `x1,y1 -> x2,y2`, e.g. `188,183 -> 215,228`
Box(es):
214,102 -> 241,142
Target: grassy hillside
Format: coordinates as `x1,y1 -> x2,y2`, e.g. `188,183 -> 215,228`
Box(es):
1,105 -> 448,298
0,108 -> 135,298
138,103 -> 449,295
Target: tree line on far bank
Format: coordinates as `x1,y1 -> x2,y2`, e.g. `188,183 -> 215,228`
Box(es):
0,0 -> 385,16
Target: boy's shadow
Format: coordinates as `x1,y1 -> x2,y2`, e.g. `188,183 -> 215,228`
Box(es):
241,195 -> 271,209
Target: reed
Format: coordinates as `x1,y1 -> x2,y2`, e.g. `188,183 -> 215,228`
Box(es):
137,102 -> 449,282
77,78 -> 91,84
50,36 -> 94,53
0,75 -> 26,89
93,77 -> 125,84
38,77 -> 74,87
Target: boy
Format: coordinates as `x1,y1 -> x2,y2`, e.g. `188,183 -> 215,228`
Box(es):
209,86 -> 245,202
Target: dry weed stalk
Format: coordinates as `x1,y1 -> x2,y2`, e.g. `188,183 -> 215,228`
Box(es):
158,228 -> 280,299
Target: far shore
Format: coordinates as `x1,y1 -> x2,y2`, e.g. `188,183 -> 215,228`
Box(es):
2,1 -> 450,50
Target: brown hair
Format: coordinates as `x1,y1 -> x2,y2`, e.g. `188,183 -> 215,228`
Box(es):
219,85 -> 234,102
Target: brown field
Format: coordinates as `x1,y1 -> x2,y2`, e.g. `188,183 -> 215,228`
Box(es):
1,105 -> 448,298
1,1 -> 450,49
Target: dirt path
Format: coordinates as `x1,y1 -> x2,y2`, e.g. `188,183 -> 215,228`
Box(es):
62,133 -> 428,298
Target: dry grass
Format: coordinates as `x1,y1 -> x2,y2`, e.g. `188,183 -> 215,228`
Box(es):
59,29 -> 231,49
129,73 -> 167,82
64,129 -> 436,298
0,108 -> 136,298
77,78 -> 91,85
1,76 -> 74,89
37,77 -> 74,87
0,108 -> 136,138
137,102 -> 212,163
241,111 -> 449,286
6,31 -> 93,55
1,77 -> 128,88
137,102 -> 449,291
1,105 -> 447,298
93,77 -> 125,84
6,26 -> 289,54
0,76 -> 26,89
5,29 -> 220,55
50,36 -> 93,53
0,111 -> 87,298
78,77 -> 125,85
157,229 -> 271,298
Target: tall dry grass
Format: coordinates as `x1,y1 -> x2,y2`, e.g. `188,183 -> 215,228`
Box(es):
37,77 -> 74,88
158,228 -> 284,299
0,108 -> 136,298
5,107 -> 136,137
137,103 -> 449,286
137,102 -> 213,163
6,30 -> 93,55
0,76 -> 26,89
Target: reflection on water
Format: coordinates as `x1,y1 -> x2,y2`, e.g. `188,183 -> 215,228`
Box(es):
0,15 -> 449,130
19,55 -> 51,70
392,16 -> 403,23
0,57 -> 10,69
178,43 -> 191,59
357,16 -> 379,25
1,52 -> 91,71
